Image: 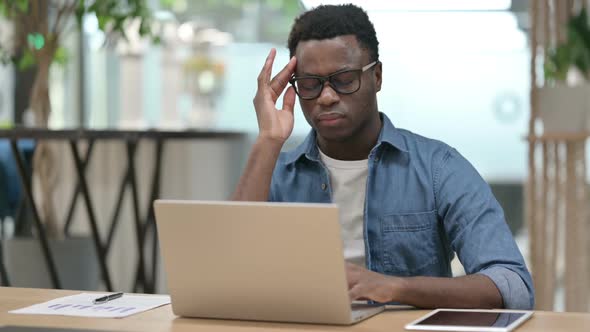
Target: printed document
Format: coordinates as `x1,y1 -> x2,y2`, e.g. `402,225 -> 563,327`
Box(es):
9,293 -> 171,318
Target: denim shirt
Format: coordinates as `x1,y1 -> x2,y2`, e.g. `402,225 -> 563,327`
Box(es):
269,113 -> 534,309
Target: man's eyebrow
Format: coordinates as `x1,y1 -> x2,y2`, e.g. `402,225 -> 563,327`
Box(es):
298,66 -> 354,77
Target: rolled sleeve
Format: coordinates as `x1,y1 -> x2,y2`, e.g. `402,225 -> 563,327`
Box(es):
435,148 -> 535,310
478,266 -> 534,309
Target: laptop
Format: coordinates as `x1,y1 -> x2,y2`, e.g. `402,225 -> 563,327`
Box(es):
154,200 -> 384,325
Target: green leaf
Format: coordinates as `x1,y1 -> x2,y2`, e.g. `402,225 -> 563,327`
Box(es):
17,50 -> 36,71
139,19 -> 150,36
88,2 -> 98,13
71,0 -> 162,46
112,15 -> 126,35
75,4 -> 86,27
53,47 -> 68,66
15,0 -> 28,13
160,0 -> 175,8
544,6 -> 590,82
96,15 -> 106,29
108,1 -> 118,10
27,33 -> 46,50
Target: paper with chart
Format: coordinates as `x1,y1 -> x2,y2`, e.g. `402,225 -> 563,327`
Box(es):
9,293 -> 171,318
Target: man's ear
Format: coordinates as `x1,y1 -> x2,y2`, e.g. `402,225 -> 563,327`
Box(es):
375,61 -> 382,92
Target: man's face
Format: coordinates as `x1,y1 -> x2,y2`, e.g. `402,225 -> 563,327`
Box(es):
294,35 -> 382,142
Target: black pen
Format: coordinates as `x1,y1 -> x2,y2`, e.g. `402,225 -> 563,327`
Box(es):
93,292 -> 124,305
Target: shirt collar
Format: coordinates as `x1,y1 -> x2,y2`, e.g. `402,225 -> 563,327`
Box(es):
282,112 -> 409,165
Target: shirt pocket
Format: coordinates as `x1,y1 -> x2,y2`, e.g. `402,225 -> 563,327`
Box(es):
380,210 -> 440,276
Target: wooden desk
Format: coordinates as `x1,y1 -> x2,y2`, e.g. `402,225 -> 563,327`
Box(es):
1,287 -> 589,332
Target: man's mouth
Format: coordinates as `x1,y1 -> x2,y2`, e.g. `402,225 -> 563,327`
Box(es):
317,112 -> 346,126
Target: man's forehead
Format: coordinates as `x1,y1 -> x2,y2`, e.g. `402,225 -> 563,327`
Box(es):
296,35 -> 361,57
294,35 -> 367,73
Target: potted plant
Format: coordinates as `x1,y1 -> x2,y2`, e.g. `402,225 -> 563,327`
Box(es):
0,0 -> 157,290
540,7 -> 590,133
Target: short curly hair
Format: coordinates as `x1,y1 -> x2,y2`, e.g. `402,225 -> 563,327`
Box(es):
287,4 -> 379,62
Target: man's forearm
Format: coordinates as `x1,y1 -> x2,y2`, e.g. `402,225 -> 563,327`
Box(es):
393,274 -> 503,309
231,137 -> 283,201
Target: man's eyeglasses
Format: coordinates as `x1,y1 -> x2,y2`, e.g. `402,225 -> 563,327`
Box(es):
289,61 -> 378,100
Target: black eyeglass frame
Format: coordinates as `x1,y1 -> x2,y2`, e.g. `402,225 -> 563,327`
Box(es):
288,61 -> 379,100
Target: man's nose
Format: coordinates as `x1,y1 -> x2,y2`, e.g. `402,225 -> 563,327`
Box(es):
316,82 -> 340,106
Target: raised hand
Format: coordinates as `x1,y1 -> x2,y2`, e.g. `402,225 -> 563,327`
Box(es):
253,48 -> 297,143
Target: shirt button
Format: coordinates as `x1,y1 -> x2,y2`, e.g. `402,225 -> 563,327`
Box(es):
321,183 -> 327,191
375,157 -> 380,161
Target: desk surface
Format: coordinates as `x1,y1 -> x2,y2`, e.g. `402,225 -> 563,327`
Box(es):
1,287 -> 588,332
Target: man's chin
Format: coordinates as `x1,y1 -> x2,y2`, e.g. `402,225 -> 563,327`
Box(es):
316,127 -> 353,143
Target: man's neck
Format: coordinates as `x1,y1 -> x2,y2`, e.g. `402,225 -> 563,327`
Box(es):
317,114 -> 382,161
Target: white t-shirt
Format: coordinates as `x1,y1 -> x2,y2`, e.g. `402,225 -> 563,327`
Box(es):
318,148 -> 368,267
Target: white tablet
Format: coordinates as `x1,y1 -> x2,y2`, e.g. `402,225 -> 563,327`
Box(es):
405,309 -> 533,332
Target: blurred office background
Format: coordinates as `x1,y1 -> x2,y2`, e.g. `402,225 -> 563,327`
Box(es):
0,0 -> 586,312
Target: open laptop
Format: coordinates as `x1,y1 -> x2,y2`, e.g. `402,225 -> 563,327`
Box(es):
154,200 -> 384,325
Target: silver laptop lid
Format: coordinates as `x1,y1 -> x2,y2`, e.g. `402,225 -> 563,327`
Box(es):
154,200 -> 354,324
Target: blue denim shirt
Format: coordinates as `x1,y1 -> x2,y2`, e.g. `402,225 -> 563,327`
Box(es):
269,113 -> 534,309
